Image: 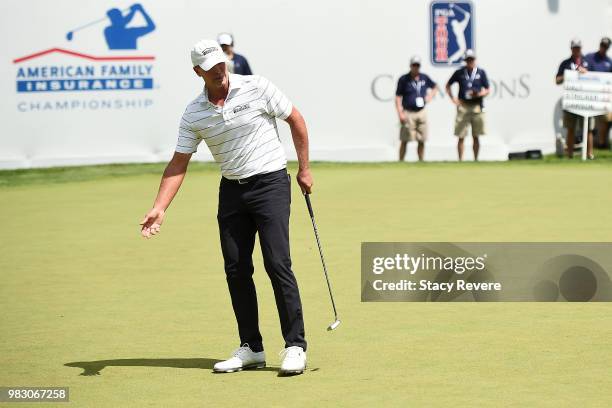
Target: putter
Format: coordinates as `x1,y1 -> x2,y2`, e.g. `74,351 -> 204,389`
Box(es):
304,193 -> 341,331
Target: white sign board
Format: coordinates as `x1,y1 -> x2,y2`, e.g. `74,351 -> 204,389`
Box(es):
562,70 -> 612,117
562,70 -> 612,160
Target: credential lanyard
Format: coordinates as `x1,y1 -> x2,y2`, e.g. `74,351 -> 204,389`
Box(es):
464,67 -> 477,88
412,78 -> 422,95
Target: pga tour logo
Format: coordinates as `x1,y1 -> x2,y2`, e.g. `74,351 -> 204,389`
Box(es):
430,1 -> 474,66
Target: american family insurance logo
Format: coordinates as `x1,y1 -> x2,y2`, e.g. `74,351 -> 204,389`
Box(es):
430,1 -> 474,66
13,3 -> 156,95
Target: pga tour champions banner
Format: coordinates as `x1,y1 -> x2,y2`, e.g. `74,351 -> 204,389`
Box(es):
1,0 -> 611,168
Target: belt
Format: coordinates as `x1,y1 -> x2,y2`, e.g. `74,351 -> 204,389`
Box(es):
222,168 -> 286,185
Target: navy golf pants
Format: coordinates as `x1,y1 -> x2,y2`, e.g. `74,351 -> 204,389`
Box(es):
217,168 -> 307,352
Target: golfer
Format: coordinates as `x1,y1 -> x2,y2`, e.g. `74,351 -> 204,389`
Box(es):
140,39 -> 311,375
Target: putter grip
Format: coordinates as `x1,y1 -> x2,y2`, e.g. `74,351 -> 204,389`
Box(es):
304,194 -> 314,218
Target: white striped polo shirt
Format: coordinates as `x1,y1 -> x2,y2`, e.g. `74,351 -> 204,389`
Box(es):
176,73 -> 293,179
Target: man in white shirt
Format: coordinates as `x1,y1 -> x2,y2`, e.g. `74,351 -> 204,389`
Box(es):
140,39 -> 311,375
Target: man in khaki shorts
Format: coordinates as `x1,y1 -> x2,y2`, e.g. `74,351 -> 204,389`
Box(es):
395,55 -> 438,161
555,38 -> 593,158
445,49 -> 490,161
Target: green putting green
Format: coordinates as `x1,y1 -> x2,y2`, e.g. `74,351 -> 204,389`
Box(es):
1,160 -> 612,406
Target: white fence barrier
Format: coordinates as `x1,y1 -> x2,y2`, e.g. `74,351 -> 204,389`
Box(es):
1,0 -> 611,168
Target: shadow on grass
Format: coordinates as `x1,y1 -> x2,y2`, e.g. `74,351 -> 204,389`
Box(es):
64,358 -> 277,375
64,358 -> 317,376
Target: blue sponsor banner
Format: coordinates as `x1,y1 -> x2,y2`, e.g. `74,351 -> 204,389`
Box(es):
17,78 -> 153,93
430,1 -> 474,66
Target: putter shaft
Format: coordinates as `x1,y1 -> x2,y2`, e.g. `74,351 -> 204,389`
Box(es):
305,194 -> 339,320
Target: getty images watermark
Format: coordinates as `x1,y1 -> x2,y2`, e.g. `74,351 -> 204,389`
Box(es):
361,243 -> 612,302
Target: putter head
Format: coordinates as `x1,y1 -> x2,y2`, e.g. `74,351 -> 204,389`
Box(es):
327,319 -> 341,331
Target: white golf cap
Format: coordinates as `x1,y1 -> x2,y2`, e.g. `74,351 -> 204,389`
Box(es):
410,55 -> 422,65
217,33 -> 233,46
190,39 -> 227,71
464,49 -> 476,60
570,38 -> 582,48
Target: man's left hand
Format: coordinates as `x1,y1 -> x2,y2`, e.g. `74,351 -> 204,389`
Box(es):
296,168 -> 313,194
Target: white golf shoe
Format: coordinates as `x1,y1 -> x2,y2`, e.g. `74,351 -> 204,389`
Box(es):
213,344 -> 266,373
279,346 -> 307,375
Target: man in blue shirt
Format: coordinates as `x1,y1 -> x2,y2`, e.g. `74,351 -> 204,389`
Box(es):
586,37 -> 611,148
218,33 -> 253,75
585,37 -> 612,73
395,56 -> 438,161
556,38 -> 593,159
445,49 -> 490,161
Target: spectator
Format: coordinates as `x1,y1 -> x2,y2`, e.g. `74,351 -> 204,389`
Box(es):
556,38 -> 593,159
217,33 -> 253,75
445,49 -> 490,161
586,37 -> 612,149
395,56 -> 438,161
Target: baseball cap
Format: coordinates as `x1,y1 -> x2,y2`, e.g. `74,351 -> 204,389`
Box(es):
217,33 -> 233,46
190,39 -> 228,71
601,37 -> 611,47
410,55 -> 422,65
570,38 -> 582,48
464,49 -> 476,60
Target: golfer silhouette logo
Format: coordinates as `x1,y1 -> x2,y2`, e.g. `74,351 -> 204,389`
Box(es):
104,4 -> 155,49
430,1 -> 474,66
65,3 -> 155,50
446,4 -> 471,64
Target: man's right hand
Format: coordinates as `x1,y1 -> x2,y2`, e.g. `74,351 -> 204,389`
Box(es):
140,208 -> 165,239
398,111 -> 407,124
452,97 -> 461,106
